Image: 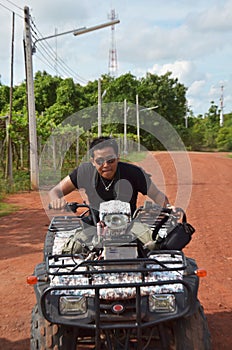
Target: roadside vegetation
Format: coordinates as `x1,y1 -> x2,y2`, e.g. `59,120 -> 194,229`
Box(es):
0,71 -> 231,210
0,200 -> 19,217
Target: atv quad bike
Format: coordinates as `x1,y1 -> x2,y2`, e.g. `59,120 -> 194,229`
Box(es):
28,200 -> 212,350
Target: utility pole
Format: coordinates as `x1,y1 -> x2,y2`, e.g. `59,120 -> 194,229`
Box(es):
98,79 -> 107,137
124,99 -> 128,154
24,6 -> 39,189
136,94 -> 140,152
220,85 -> 224,127
76,127 -> 79,166
5,12 -> 15,182
98,78 -> 102,137
135,96 -> 159,152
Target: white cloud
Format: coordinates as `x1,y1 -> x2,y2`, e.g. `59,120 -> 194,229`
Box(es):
149,60 -> 201,87
187,81 -> 207,115
209,85 -> 221,99
0,0 -> 232,116
148,61 -> 212,114
187,0 -> 232,32
117,0 -> 232,65
188,80 -> 206,96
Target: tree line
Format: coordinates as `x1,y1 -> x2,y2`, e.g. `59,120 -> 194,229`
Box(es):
0,70 -> 231,181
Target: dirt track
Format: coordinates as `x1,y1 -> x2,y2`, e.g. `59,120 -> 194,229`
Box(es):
0,152 -> 231,349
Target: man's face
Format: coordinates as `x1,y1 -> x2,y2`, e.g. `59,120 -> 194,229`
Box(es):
91,146 -> 119,180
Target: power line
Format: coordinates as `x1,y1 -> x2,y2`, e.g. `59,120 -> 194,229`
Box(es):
35,51 -> 60,75
35,44 -> 83,83
29,12 -> 87,82
35,51 -> 83,83
4,0 -> 23,11
0,1 -> 23,18
35,41 -> 88,84
34,38 -> 88,84
29,16 -> 88,84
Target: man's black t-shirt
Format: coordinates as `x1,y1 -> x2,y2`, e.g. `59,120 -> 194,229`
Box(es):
69,162 -> 151,214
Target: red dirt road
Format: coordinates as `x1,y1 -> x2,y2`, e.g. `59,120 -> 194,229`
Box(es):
0,152 -> 231,349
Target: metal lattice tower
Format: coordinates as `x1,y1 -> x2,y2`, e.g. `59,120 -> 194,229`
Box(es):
108,9 -> 118,76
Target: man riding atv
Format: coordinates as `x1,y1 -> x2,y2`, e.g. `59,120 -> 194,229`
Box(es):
28,136 -> 212,350
48,136 -> 172,215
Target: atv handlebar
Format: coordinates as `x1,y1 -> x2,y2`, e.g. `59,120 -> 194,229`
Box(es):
48,201 -> 98,226
48,200 -> 185,229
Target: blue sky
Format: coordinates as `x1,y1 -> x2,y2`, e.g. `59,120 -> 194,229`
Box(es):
0,0 -> 232,116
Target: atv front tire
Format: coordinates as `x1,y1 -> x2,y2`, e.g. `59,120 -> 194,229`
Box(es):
174,304 -> 212,350
30,304 -> 77,350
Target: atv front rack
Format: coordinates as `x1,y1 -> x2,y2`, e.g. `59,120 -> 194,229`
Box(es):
46,214 -> 187,301
47,251 -> 186,297
40,251 -> 195,328
48,215 -> 84,232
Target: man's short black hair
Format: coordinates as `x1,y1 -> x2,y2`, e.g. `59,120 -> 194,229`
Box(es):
89,137 -> 118,157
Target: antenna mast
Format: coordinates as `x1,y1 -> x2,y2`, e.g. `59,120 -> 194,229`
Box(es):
108,9 -> 118,76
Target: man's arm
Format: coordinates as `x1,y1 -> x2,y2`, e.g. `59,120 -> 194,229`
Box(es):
49,175 -> 76,209
147,181 -> 170,207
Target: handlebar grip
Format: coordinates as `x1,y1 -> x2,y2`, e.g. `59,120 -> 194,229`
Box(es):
66,202 -> 79,213
48,202 -> 76,212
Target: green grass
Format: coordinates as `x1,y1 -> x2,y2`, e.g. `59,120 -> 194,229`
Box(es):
0,201 -> 19,217
0,170 -> 28,216
120,151 -> 147,162
0,170 -> 30,196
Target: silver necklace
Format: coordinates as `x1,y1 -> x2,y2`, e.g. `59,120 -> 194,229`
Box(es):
100,176 -> 114,191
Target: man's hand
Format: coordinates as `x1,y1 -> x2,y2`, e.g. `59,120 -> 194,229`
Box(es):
49,198 -> 67,210
166,203 -> 176,212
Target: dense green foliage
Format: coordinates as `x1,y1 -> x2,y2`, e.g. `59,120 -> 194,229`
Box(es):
0,70 -> 231,191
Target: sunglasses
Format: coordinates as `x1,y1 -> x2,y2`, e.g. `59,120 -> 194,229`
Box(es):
94,157 -> 117,166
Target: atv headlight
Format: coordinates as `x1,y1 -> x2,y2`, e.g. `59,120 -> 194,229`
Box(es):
104,214 -> 129,230
149,294 -> 176,313
59,296 -> 87,315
